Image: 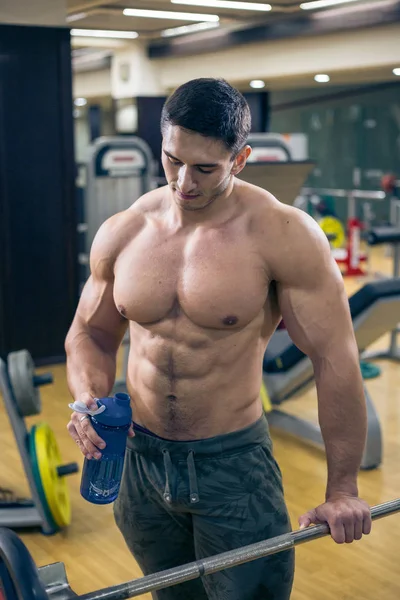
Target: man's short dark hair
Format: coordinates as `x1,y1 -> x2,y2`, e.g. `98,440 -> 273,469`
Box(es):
161,78 -> 251,156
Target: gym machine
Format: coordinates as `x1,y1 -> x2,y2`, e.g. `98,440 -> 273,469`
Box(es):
0,351 -> 78,535
0,498 -> 399,599
237,132 -> 316,206
83,136 -> 157,258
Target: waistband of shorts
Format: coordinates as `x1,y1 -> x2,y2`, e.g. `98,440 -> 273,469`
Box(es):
126,414 -> 271,458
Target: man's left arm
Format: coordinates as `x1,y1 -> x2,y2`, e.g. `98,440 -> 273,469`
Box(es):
273,211 -> 371,544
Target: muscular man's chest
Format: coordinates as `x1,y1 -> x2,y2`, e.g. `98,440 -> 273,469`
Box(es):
113,225 -> 270,328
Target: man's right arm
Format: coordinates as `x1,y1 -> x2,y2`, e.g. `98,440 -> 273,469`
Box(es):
65,214 -> 132,458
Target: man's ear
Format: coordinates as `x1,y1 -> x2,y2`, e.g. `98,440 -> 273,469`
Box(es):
231,145 -> 252,176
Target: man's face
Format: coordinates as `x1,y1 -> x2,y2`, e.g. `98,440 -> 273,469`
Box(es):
161,124 -> 249,212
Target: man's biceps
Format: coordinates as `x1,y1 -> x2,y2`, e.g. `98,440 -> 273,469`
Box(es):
77,297 -> 125,337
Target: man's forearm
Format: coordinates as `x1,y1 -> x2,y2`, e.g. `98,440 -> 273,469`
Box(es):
65,327 -> 118,401
314,353 -> 367,499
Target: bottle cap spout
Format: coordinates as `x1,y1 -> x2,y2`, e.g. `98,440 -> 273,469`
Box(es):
115,392 -> 130,406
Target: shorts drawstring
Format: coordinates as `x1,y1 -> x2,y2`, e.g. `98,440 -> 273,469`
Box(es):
162,448 -> 200,504
162,449 -> 173,503
187,450 -> 199,504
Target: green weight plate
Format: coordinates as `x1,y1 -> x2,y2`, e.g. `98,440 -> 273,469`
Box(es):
8,351 -> 41,417
29,426 -> 58,534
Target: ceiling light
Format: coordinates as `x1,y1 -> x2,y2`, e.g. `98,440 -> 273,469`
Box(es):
161,21 -> 220,37
393,68 -> 400,76
70,29 -> 139,39
74,98 -> 87,106
66,12 -> 87,23
300,0 -> 358,9
314,74 -> 330,82
250,80 -> 266,88
311,0 -> 398,18
171,0 -> 271,11
123,8 -> 219,22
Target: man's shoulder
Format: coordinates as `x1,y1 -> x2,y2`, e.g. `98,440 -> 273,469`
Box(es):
237,180 -> 315,238
269,204 -> 336,283
133,185 -> 166,214
238,181 -> 334,279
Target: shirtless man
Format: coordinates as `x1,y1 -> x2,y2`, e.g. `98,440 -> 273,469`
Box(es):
66,78 -> 371,599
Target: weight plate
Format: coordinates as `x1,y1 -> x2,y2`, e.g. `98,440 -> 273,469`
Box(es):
0,556 -> 18,600
319,216 -> 345,249
0,528 -> 48,600
7,350 -> 41,417
29,427 -> 58,534
30,423 -> 71,529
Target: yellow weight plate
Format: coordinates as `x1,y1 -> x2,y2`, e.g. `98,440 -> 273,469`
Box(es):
260,380 -> 272,414
34,423 -> 71,528
319,216 -> 345,249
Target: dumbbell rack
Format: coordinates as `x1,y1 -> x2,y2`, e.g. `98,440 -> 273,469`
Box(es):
0,357 -> 64,535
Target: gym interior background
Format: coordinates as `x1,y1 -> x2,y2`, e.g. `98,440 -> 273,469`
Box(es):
0,0 -> 400,598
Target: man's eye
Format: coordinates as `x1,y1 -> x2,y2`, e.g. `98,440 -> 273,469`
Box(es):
198,168 -> 213,174
168,158 -> 182,165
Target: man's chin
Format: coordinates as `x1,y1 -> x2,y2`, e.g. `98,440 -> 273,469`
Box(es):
179,196 -> 215,212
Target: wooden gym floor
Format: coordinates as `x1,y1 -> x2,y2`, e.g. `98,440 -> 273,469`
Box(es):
1,246 -> 400,599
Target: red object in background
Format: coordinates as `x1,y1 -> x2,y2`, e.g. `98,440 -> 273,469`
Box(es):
334,218 -> 367,277
381,173 -> 397,195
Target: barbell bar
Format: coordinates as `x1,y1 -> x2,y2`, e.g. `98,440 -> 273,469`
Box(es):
76,498 -> 400,600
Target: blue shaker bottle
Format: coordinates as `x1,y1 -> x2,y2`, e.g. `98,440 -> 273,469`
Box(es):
80,393 -> 132,504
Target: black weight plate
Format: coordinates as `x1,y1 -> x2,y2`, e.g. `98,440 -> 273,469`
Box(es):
0,528 -> 47,600
0,557 -> 18,600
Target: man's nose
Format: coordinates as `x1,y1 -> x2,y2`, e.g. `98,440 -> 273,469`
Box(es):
178,166 -> 196,193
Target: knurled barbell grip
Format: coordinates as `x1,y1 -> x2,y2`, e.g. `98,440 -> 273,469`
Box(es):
79,499 -> 400,600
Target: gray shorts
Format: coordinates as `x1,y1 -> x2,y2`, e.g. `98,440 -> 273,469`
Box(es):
114,414 -> 295,599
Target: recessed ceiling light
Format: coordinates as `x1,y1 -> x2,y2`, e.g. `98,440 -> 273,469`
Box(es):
171,1 -> 272,11
123,8 -> 219,22
74,98 -> 87,107
70,29 -> 139,39
300,0 -> 358,9
314,73 -> 330,83
161,21 -> 220,37
393,68 -> 400,76
250,80 -> 266,89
